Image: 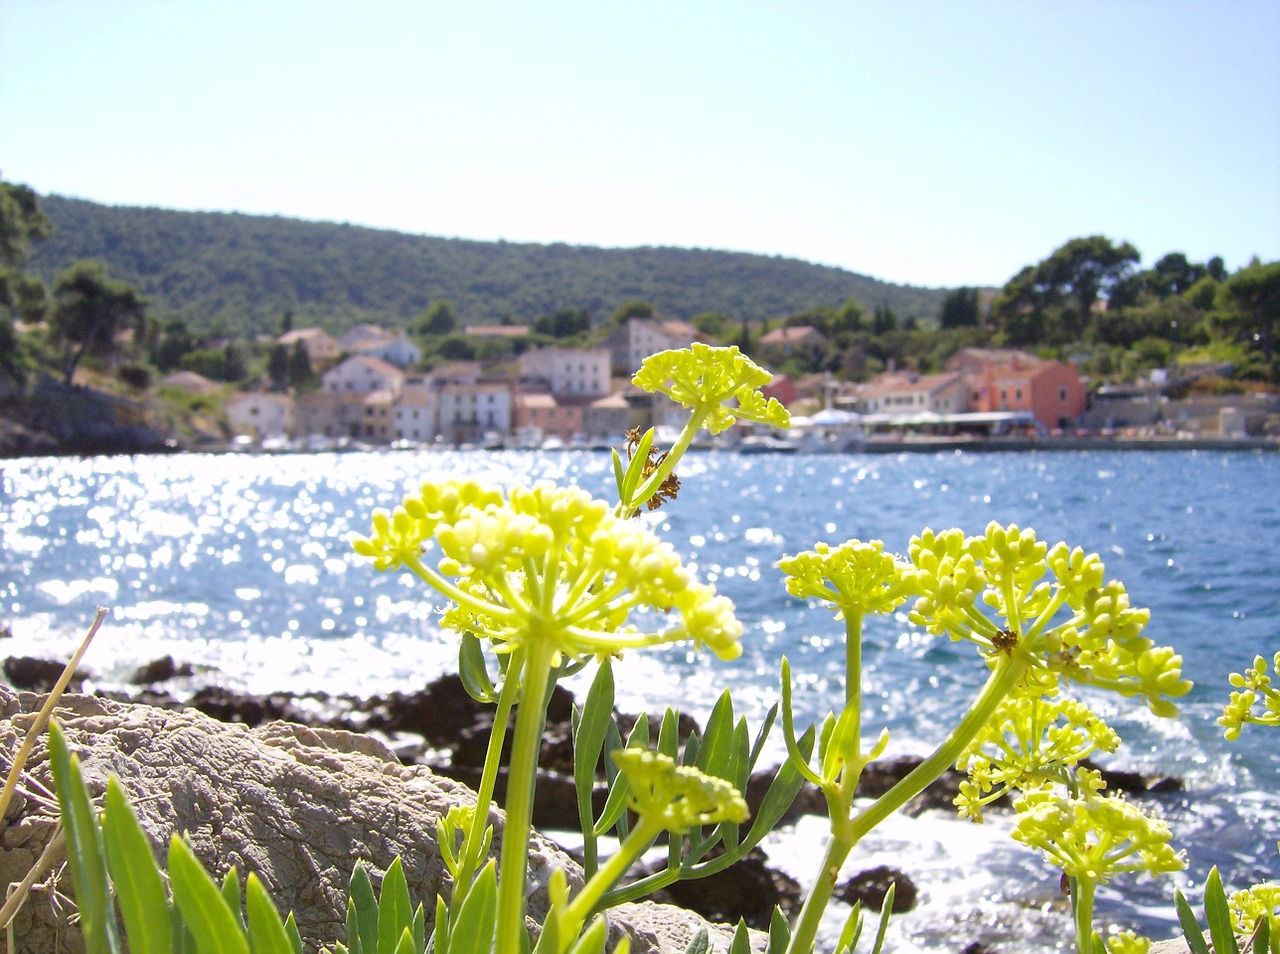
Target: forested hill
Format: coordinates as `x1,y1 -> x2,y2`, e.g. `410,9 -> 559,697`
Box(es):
29,195 -> 948,336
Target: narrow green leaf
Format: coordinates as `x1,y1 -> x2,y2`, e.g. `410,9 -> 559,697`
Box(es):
1174,889 -> 1211,954
102,776 -> 172,954
345,900 -> 363,954
730,717 -> 750,792
611,448 -> 627,501
172,905 -> 197,954
167,835 -> 250,954
349,861 -> 380,954
222,867 -> 245,933
695,691 -> 735,777
245,873 -> 294,954
729,920 -> 751,954
377,858 -> 413,954
836,900 -> 864,954
779,658 -> 824,787
657,707 -> 680,759
619,428 -> 656,505
767,906 -> 791,953
392,927 -> 416,954
1204,867 -> 1238,954
412,903 -> 424,953
822,706 -> 859,784
49,722 -> 122,954
458,633 -> 496,703
284,913 -> 303,954
682,929 -> 710,954
602,719 -> 628,840
573,662 -> 616,876
451,861 -> 497,954
870,884 -> 895,954
744,726 -> 813,847
682,729 -> 701,767
748,704 -> 778,772
431,895 -> 448,953
566,914 -> 608,954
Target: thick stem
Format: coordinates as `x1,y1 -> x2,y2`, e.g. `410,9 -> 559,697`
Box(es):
623,409 -> 707,514
563,815 -> 665,932
454,652 -> 523,893
848,653 -> 1028,843
495,639 -> 554,954
785,830 -> 856,954
1073,878 -> 1097,954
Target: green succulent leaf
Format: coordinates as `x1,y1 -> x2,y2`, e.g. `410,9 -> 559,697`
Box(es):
245,873 -> 294,954
167,835 -> 251,954
102,776 -> 171,954
49,721 -> 122,954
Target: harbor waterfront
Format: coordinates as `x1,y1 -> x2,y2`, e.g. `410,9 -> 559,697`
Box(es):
2,448 -> 1278,951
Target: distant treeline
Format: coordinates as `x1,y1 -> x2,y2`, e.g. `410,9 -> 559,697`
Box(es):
27,196 -> 949,337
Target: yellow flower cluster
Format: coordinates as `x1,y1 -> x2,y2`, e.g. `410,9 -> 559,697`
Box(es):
1219,651 -> 1280,740
632,343 -> 791,434
905,521 -> 1193,716
612,749 -> 749,834
778,539 -> 911,618
1011,780 -> 1184,885
1104,930 -> 1151,954
955,694 -> 1121,822
1230,881 -> 1280,938
352,479 -> 743,664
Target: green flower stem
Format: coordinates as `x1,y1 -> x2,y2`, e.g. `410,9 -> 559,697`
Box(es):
562,815 -> 665,933
847,653 -> 1028,843
623,408 -> 708,514
495,638 -> 555,954
403,554 -> 517,622
1073,878 -> 1097,954
784,827 -> 858,954
454,651 -> 524,893
845,612 -> 863,754
785,652 -> 1029,954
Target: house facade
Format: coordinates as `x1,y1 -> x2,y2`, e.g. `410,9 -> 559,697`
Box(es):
226,393 -> 293,439
322,355 -> 405,396
607,319 -> 701,373
278,328 -> 341,368
858,371 -> 969,415
519,347 -> 611,398
948,349 -> 1085,429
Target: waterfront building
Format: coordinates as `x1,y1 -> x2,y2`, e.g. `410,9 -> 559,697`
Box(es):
226,393 -> 294,440
278,328 -> 341,369
606,318 -> 701,373
321,355 -> 405,396
518,346 -> 611,398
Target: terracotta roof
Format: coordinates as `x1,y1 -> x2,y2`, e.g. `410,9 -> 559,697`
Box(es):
761,326 -> 824,345
338,355 -> 404,378
465,325 -> 530,337
860,371 -> 964,397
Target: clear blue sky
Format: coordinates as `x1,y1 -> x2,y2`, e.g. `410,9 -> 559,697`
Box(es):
2,1 -> 1278,289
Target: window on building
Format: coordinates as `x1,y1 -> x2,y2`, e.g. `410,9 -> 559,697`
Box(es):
1015,388 -> 1023,401
1059,386 -> 1068,401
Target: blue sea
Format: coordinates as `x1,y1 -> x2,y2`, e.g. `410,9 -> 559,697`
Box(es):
2,449 -> 1278,951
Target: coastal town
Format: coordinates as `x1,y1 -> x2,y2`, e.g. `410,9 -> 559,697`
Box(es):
199,317 -> 1275,453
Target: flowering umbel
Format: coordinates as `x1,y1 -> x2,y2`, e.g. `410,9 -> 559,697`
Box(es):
352,479 -> 743,664
1011,775 -> 1185,885
1219,651 -> 1280,740
955,694 -> 1121,822
905,522 -> 1193,716
632,343 -> 791,434
779,539 -> 911,618
612,749 -> 749,834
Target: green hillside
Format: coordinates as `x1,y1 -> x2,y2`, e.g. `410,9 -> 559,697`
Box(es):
29,195 -> 948,336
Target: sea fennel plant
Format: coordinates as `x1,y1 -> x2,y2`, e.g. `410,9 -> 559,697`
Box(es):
775,522 -> 1193,954
32,343 -> 1212,954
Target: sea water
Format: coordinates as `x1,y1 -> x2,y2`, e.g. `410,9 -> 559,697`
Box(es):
2,449 -> 1277,951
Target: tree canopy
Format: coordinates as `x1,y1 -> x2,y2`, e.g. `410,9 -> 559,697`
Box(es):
50,259 -> 147,385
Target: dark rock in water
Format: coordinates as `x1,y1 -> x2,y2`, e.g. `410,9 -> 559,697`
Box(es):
643,847 -> 802,929
960,943 -> 999,954
130,655 -> 195,684
3,656 -> 83,692
1083,759 -> 1184,793
0,621 -> 12,640
187,686 -> 353,730
836,865 -> 919,913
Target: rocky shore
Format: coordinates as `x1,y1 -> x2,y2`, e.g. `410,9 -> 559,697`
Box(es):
1,652 -> 1190,950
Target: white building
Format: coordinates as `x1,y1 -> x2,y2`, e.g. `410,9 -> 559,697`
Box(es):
607,319 -> 701,374
393,379 -> 438,443
519,347 -> 611,398
226,393 -> 294,440
438,381 -> 512,444
321,355 -> 405,396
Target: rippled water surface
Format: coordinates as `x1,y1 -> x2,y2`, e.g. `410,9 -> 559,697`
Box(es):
3,449 -> 1278,950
